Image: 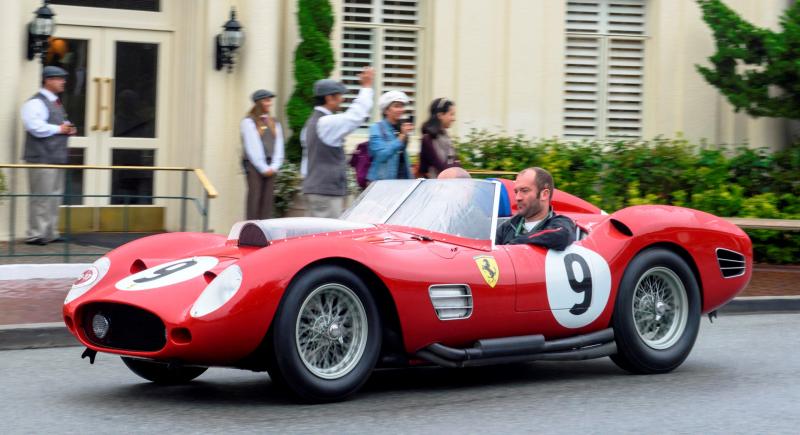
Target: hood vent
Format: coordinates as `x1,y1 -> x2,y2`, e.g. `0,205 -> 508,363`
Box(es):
716,248 -> 746,278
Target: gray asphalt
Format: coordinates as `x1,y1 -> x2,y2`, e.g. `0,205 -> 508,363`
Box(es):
1,313 -> 799,434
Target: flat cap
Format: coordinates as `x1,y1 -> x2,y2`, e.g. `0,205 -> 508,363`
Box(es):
251,89 -> 275,102
313,79 -> 347,97
42,66 -> 68,79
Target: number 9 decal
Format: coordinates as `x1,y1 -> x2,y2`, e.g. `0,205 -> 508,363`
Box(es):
545,245 -> 611,328
116,256 -> 219,291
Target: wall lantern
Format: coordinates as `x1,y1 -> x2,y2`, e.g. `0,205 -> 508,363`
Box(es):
215,7 -> 244,72
27,0 -> 56,63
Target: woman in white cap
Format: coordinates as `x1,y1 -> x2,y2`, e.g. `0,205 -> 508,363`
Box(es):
240,89 -> 284,219
366,90 -> 414,181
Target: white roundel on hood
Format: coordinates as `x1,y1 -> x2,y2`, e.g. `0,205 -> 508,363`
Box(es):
115,256 -> 219,291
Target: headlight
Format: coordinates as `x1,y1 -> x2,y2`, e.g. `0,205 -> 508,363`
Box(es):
65,257 -> 111,304
190,265 -> 243,318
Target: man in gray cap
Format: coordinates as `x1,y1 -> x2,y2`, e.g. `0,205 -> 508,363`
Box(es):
301,67 -> 374,218
20,66 -> 76,245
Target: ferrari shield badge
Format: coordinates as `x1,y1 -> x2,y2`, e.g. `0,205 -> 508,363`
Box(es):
474,255 -> 499,288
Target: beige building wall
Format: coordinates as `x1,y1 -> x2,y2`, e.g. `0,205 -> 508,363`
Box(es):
0,0 -> 795,242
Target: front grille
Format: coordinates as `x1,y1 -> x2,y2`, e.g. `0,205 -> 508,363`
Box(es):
716,248 -> 746,278
80,303 -> 166,351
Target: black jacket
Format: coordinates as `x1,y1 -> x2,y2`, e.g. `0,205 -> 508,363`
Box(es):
495,209 -> 577,250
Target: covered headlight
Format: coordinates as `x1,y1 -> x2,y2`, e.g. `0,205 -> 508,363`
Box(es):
65,257 -> 111,304
190,265 -> 243,318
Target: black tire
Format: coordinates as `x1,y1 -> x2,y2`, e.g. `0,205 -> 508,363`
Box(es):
611,248 -> 701,374
270,265 -> 382,402
121,357 -> 207,384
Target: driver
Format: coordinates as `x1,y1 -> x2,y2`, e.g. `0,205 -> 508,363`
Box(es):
495,167 -> 576,250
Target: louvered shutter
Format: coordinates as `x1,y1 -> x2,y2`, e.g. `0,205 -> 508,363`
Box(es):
564,0 -> 646,139
340,1 -> 421,122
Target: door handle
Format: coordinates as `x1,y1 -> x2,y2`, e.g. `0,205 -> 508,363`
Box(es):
103,78 -> 114,132
91,77 -> 102,131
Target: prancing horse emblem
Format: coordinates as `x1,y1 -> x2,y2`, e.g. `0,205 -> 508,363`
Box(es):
473,255 -> 499,288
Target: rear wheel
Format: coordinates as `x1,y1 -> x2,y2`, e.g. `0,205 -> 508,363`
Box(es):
270,265 -> 381,402
121,357 -> 207,384
611,249 -> 700,374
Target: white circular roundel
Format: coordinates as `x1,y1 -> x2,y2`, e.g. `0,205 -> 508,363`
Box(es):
115,256 -> 219,291
545,244 -> 611,329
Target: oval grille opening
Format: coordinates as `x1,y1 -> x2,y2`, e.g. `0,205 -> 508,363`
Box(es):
80,303 -> 166,351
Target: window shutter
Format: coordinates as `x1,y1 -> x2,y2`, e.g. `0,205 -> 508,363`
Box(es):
340,1 -> 421,123
564,0 -> 646,139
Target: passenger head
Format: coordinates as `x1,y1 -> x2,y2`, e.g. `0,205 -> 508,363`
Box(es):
422,98 -> 456,138
514,167 -> 554,220
437,167 -> 471,179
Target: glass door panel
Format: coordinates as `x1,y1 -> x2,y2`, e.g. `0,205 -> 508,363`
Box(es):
113,42 -> 158,138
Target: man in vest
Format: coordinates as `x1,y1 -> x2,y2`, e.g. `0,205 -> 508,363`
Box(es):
301,67 -> 373,218
20,66 -> 76,246
495,167 -> 577,250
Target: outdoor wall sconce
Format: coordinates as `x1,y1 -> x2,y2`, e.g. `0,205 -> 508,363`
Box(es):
215,7 -> 244,72
27,0 -> 56,64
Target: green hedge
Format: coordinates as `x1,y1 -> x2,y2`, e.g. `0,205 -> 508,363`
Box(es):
457,131 -> 800,264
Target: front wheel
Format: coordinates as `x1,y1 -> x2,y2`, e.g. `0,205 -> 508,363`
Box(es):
271,265 -> 382,402
121,357 -> 207,384
611,249 -> 700,374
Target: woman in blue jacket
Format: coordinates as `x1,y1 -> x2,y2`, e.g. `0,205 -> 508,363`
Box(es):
367,91 -> 414,181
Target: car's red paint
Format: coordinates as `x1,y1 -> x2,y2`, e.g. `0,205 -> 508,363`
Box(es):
63,187 -> 751,370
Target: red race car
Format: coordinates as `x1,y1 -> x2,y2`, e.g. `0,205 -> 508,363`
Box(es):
63,179 -> 752,401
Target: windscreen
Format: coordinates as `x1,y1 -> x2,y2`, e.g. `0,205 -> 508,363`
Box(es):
343,179 -> 498,241
340,179 -> 419,223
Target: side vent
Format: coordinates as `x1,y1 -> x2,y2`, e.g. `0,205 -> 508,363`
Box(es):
716,248 -> 746,278
429,284 -> 473,320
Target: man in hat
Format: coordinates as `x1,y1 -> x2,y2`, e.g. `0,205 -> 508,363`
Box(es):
20,66 -> 76,245
301,67 -> 374,218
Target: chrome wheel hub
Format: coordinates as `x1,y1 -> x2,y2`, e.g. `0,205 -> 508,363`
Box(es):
295,283 -> 368,380
632,267 -> 689,350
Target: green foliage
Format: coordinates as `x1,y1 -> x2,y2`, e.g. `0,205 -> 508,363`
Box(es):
457,131 -> 800,264
274,162 -> 302,217
0,170 -> 6,202
285,0 -> 334,163
696,0 -> 800,119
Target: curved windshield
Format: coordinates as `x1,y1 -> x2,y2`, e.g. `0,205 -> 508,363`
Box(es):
342,179 -> 499,241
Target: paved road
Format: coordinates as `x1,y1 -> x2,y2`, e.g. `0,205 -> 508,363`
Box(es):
1,313 -> 799,434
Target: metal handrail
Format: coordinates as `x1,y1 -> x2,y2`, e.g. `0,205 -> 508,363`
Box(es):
0,164 -> 218,199
0,163 -> 218,260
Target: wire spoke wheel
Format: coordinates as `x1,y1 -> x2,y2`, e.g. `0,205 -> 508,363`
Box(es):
295,283 -> 368,380
632,267 -> 689,350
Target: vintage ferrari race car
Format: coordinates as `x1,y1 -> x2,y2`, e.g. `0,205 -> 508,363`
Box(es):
63,179 -> 752,401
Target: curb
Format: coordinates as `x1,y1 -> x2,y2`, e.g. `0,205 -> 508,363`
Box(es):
0,322 -> 79,350
0,263 -> 90,280
1,297 -> 799,351
717,295 -> 800,314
